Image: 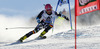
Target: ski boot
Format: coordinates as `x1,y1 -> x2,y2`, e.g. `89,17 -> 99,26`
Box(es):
17,35 -> 27,43
36,36 -> 47,40
39,36 -> 46,39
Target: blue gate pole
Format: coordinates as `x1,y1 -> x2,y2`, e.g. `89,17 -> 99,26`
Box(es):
68,0 -> 73,30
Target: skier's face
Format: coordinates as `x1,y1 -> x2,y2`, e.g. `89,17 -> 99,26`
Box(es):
46,9 -> 52,14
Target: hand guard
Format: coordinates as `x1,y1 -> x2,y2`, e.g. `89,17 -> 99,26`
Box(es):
37,20 -> 40,23
36,17 -> 40,23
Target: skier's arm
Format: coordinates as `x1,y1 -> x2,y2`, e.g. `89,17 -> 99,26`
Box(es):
55,12 -> 61,16
55,12 -> 69,21
36,10 -> 44,23
62,15 -> 69,21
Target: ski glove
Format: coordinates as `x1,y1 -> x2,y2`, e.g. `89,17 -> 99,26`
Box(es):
65,17 -> 69,21
36,17 -> 40,23
62,15 -> 69,21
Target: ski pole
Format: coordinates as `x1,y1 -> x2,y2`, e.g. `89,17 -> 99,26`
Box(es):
5,27 -> 35,30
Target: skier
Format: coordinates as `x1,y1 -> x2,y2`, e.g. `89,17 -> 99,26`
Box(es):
18,4 -> 69,42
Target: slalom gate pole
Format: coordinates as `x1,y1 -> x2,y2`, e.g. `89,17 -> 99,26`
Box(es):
75,0 -> 77,49
68,0 -> 73,30
52,0 -> 60,33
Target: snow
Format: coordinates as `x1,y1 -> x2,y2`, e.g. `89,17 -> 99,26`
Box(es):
0,25 -> 100,49
0,10 -> 100,49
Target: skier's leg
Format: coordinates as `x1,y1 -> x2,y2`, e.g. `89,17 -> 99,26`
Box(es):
19,25 -> 42,42
19,30 -> 36,42
39,24 -> 53,38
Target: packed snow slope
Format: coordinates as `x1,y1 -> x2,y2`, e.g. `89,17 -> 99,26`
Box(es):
0,25 -> 100,49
